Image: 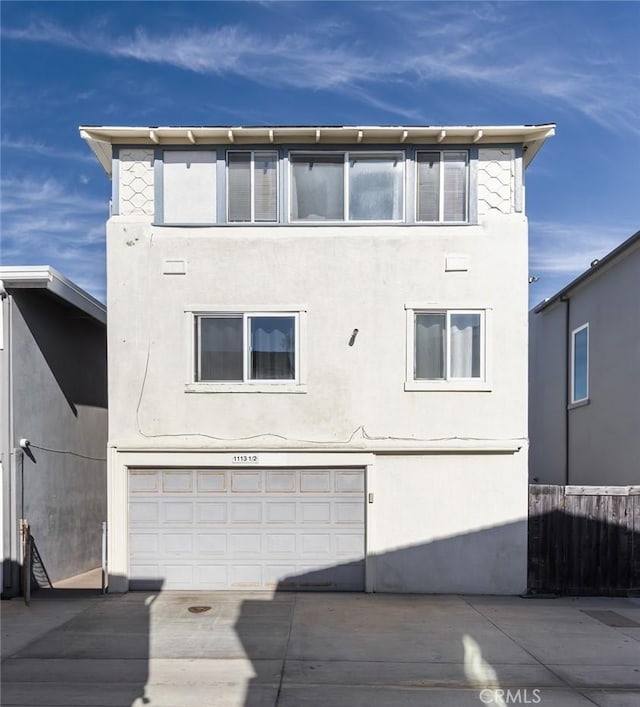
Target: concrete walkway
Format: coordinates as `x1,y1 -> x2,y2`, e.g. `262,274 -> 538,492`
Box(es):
2,591 -> 640,706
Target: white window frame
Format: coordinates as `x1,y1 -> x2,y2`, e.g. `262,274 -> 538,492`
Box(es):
414,150 -> 469,224
288,150 -> 405,223
570,323 -> 589,404
404,305 -> 491,392
184,306 -> 307,393
226,150 -> 279,224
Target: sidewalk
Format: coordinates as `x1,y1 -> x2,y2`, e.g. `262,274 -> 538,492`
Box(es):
2,591 -> 640,706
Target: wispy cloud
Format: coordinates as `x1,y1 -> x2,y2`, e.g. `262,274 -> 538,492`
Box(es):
0,176 -> 107,301
3,5 -> 638,130
1,135 -> 95,163
530,221 -> 635,275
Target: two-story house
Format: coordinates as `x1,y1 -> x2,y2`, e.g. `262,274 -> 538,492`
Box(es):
81,124 -> 554,594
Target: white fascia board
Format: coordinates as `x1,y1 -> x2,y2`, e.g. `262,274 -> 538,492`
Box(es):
0,266 -> 106,325
79,124 -> 555,173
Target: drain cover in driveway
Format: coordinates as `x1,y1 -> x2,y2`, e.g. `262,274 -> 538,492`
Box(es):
581,610 -> 640,627
188,606 -> 211,614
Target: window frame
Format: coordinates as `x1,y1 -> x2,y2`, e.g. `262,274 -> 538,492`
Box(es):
570,323 -> 589,404
288,150 -> 406,224
404,305 -> 491,392
184,306 -> 307,393
414,150 -> 469,224
226,150 -> 279,224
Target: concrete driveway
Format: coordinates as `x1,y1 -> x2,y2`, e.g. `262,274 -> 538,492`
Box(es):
2,591 -> 640,706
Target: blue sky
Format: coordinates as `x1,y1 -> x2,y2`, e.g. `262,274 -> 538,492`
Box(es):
1,1 -> 638,305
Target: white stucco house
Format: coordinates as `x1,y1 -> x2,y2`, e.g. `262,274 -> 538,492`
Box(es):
81,123 -> 554,594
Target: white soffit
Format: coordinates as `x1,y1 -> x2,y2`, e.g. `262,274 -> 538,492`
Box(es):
80,124 -> 556,176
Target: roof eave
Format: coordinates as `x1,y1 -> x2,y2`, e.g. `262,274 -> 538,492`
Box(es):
80,124 -> 555,175
0,266 -> 106,325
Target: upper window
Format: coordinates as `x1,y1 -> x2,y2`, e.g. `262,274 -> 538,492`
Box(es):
290,152 -> 404,222
416,151 -> 468,222
196,312 -> 298,383
227,151 -> 278,223
163,150 -> 217,224
414,310 -> 483,381
571,323 -> 589,403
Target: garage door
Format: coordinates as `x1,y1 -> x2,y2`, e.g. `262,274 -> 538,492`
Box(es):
128,468 -> 365,590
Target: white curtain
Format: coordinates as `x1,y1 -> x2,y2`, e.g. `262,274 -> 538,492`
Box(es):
450,314 -> 480,378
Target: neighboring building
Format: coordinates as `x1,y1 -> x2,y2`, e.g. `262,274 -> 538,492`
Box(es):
0,267 -> 108,597
81,123 -> 554,594
529,230 -> 640,486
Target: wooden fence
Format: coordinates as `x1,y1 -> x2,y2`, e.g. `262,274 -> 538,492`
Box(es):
528,485 -> 640,596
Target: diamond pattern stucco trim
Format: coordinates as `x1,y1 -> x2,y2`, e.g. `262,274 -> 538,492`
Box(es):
119,149 -> 155,216
477,148 -> 515,216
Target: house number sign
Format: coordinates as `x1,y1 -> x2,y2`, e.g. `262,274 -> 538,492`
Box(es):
232,454 -> 259,464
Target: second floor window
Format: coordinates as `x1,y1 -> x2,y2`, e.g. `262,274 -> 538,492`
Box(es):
571,323 -> 589,403
290,152 -> 404,222
227,151 -> 278,223
414,310 -> 483,380
197,313 -> 297,382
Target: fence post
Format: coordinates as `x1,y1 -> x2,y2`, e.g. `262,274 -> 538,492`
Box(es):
20,519 -> 31,606
101,521 -> 108,594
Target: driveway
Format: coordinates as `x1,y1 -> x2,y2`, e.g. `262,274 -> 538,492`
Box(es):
2,591 -> 640,706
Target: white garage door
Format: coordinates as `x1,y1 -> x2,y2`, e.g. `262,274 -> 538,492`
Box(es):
128,468 -> 365,590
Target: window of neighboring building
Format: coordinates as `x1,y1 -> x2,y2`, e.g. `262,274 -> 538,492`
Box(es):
196,312 -> 298,383
413,310 -> 484,381
416,151 -> 468,222
227,151 -> 278,223
290,152 -> 404,222
163,150 -> 217,224
571,323 -> 589,403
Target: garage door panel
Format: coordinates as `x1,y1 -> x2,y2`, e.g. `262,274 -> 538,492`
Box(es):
162,471 -> 193,493
130,471 -> 159,493
231,471 -> 262,492
130,501 -> 160,523
230,502 -> 262,523
265,534 -> 297,554
266,502 -> 296,523
197,502 -> 227,523
163,533 -> 193,555
197,471 -> 226,493
129,467 -> 364,591
266,471 -> 296,493
230,534 -> 262,554
231,564 -> 262,587
197,534 -> 228,554
163,502 -> 193,523
300,471 -> 331,493
197,565 -> 229,587
130,533 -> 160,554
336,502 -> 365,523
335,471 -> 365,493
301,502 -> 332,523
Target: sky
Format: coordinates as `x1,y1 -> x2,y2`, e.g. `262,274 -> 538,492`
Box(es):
1,0 -> 638,306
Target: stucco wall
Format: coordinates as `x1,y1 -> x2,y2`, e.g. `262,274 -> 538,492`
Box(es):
528,303 -> 567,483
107,216 -> 529,448
373,452 -> 528,593
567,247 -> 640,485
529,243 -> 640,486
10,289 -> 108,584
